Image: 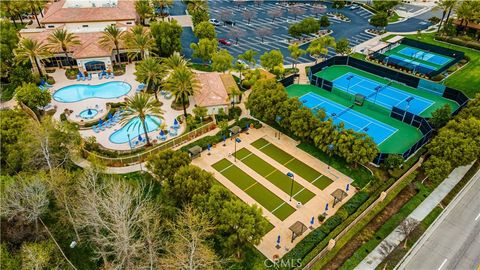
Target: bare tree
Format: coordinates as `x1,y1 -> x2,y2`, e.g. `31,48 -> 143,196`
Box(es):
159,205 -> 224,270
312,5 -> 326,18
74,168 -> 162,269
235,0 -> 246,10
229,28 -> 246,45
220,10 -> 231,26
254,0 -> 263,7
268,8 -> 283,22
242,10 -> 256,25
256,27 -> 272,43
378,240 -> 396,269
397,218 -> 419,248
290,6 -> 305,21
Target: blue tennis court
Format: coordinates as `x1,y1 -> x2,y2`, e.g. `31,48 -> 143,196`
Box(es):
398,47 -> 452,66
333,72 -> 434,115
388,54 -> 438,71
299,92 -> 397,145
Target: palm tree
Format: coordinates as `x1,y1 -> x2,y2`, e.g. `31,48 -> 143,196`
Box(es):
307,36 -> 336,63
154,0 -> 173,20
99,25 -> 125,68
455,1 -> 474,34
288,43 -> 306,68
134,57 -> 165,100
47,29 -> 81,69
121,93 -> 164,146
162,51 -> 189,71
135,0 -> 152,25
15,38 -> 52,77
123,25 -> 155,60
164,66 -> 199,117
435,0 -> 457,33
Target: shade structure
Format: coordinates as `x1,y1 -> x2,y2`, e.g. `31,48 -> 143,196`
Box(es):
289,221 -> 308,243
331,188 -> 348,208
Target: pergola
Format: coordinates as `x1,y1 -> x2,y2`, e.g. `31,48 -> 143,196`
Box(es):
289,221 -> 308,243
331,188 -> 348,208
229,126 -> 241,138
188,145 -> 202,159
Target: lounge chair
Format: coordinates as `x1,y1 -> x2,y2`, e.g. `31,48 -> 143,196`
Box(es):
98,73 -> 103,79
81,75 -> 86,81
109,72 -> 114,79
105,73 -> 110,79
93,126 -> 99,133
77,74 -> 81,81
87,73 -> 92,80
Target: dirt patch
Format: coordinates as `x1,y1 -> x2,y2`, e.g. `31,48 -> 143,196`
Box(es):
321,184 -> 418,270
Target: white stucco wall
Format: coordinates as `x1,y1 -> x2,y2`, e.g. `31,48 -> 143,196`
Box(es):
45,20 -> 134,31
206,105 -> 229,115
77,57 -> 112,72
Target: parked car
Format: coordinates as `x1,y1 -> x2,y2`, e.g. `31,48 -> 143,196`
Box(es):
209,18 -> 221,26
349,5 -> 359,10
218,38 -> 232,46
236,59 -> 248,68
224,20 -> 236,26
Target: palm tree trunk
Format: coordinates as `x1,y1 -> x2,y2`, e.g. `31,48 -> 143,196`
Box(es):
10,16 -> 18,28
18,13 -> 24,24
142,118 -> 151,145
437,10 -> 446,33
64,50 -> 73,69
182,95 -> 187,117
34,57 -> 44,77
445,7 -> 453,23
115,44 -> 121,68
30,3 -> 41,28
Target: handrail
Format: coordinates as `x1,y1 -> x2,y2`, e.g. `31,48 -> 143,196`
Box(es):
82,121 -> 217,166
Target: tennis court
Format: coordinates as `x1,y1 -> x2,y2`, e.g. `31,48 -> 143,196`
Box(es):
383,44 -> 454,72
252,138 -> 333,190
398,46 -> 452,66
299,92 -> 397,146
333,72 -> 434,115
235,148 -> 315,204
212,159 -> 296,221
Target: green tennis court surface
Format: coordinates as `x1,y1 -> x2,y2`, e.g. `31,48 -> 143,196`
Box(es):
252,138 -> 333,190
314,65 -> 459,117
235,148 -> 315,204
384,44 -> 453,70
212,159 -> 295,221
287,84 -> 423,154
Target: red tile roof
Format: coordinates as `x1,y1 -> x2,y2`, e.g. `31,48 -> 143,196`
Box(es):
41,0 -> 137,24
194,73 -> 230,107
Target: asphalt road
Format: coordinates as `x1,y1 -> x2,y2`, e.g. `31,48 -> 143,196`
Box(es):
398,169 -> 480,270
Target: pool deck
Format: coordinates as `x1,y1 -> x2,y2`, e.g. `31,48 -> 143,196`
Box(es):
49,64 -> 191,151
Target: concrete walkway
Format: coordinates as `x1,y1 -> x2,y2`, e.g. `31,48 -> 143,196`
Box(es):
355,163 -> 476,270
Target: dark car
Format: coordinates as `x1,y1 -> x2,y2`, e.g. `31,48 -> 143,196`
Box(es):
224,20 -> 236,26
218,38 -> 232,46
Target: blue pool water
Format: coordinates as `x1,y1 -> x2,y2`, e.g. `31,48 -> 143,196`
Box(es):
79,109 -> 98,119
109,115 -> 162,144
53,81 -> 131,102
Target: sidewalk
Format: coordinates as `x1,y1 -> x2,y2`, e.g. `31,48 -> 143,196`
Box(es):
355,163 -> 475,270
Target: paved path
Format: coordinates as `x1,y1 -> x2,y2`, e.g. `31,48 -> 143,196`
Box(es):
397,168 -> 480,270
355,163 -> 476,270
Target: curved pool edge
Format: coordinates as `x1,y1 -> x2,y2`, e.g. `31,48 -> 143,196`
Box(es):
52,81 -> 132,103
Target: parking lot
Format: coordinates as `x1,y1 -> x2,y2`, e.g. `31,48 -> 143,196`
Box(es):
181,0 -> 377,65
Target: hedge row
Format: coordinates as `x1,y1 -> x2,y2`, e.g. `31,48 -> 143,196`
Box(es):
435,35 -> 480,51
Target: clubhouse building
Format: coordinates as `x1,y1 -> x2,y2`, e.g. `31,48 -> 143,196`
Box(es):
19,0 -> 138,73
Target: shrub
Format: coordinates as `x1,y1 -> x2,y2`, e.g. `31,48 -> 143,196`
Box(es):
320,215 -> 343,235
46,77 -> 55,85
65,68 -> 79,79
431,74 -> 445,81
318,214 -> 326,222
447,65 -> 458,73
60,113 -> 67,122
336,209 -> 349,221
339,191 -> 370,215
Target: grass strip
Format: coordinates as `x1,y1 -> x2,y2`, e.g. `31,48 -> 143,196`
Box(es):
236,148 -> 315,204
212,158 -> 295,221
252,138 -> 333,190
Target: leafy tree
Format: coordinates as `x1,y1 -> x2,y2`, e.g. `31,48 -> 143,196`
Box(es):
246,78 -> 288,122
369,12 -> 388,29
319,15 -> 331,27
165,165 -> 214,206
151,20 -> 183,57
332,0 -> 346,9
190,38 -> 218,64
1,243 -> 20,270
457,94 -> 480,119
289,107 -> 321,139
193,21 -> 216,39
260,49 -> 283,73
120,93 -> 164,145
47,29 -> 81,69
146,149 -> 191,183
212,49 -> 233,73
276,98 -> 303,130
383,154 -> 404,169
423,156 -> 452,182
335,38 -> 351,56
312,119 -> 338,152
307,36 -> 336,63
134,57 -> 165,100
429,104 -> 451,129
20,240 -> 62,269
15,82 -> 51,111
164,66 -> 200,117
192,106 -> 208,121
14,38 -> 52,78
0,20 -> 19,80
154,0 -> 174,20
99,25 -> 125,67
239,49 -> 257,68
373,0 -> 401,15
288,43 -> 306,68
135,0 -> 153,25
123,25 -> 155,60
217,200 -> 268,258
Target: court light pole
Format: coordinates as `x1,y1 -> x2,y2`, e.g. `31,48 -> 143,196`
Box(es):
286,172 -> 294,202
234,137 -> 241,162
346,75 -> 354,94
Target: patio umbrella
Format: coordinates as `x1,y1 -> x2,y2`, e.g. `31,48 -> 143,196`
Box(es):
173,118 -> 179,129
98,119 -> 103,125
138,135 -> 143,141
160,130 -> 165,136
108,113 -> 113,119
87,109 -> 93,115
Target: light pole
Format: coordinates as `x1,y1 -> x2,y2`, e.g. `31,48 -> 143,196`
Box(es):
234,137 -> 241,162
384,56 -> 389,66
327,144 -> 334,169
402,97 -> 414,122
346,75 -> 354,94
286,172 -> 294,202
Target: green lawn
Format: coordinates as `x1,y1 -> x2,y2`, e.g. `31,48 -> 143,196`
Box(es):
287,84 -> 423,154
235,148 -> 315,204
212,158 -> 295,221
252,138 -> 333,190
387,12 -> 403,23
314,65 -> 460,117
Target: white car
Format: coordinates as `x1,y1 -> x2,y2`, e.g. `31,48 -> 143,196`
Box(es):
209,19 -> 221,26
349,5 -> 359,10
236,59 -> 249,68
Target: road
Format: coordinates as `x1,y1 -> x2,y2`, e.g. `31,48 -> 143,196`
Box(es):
398,169 -> 480,270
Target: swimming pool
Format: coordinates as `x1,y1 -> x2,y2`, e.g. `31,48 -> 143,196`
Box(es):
53,81 -> 131,102
109,115 -> 162,144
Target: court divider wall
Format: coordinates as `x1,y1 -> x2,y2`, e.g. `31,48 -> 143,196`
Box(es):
278,73 -> 299,87
442,87 -> 469,115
